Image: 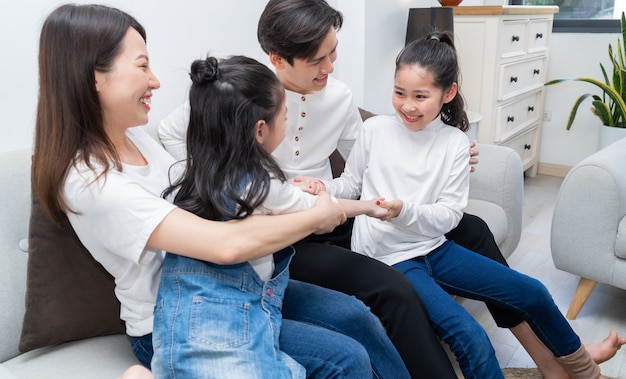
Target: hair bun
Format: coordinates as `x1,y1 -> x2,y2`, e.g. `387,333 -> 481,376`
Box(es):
190,56 -> 219,85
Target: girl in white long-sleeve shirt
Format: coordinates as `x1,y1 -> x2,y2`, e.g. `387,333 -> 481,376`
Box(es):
323,32 -> 609,379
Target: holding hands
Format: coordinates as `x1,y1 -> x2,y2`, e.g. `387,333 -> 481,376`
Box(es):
375,199 -> 403,221
293,176 -> 327,195
292,176 -> 401,221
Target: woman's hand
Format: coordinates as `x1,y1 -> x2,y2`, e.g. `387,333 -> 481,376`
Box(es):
310,191 -> 346,234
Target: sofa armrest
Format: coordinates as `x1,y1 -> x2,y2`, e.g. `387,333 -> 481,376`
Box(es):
551,138 -> 626,290
0,148 -> 31,363
469,143 -> 524,257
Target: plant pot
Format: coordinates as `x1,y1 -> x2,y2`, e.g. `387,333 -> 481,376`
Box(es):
439,0 -> 463,6
598,124 -> 626,149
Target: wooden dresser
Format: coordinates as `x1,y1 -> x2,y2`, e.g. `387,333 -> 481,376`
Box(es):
452,5 -> 558,176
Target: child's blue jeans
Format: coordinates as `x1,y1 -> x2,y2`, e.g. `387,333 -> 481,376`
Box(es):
393,240 -> 581,379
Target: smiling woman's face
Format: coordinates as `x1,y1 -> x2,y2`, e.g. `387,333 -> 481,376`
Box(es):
95,27 -> 160,132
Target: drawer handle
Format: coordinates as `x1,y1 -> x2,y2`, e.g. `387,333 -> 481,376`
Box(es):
524,144 -> 532,150
512,35 -> 520,42
528,106 -> 535,112
510,76 -> 518,83
536,32 -> 544,39
507,116 -> 515,122
533,69 -> 541,75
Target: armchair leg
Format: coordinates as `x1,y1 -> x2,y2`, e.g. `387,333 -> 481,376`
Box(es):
566,277 -> 597,320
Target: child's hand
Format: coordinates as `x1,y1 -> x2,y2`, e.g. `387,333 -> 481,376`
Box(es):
364,197 -> 391,219
311,191 -> 346,234
293,176 -> 326,195
469,140 -> 479,173
376,199 -> 403,221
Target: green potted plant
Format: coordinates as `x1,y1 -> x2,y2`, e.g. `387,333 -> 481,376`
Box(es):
545,11 -> 626,135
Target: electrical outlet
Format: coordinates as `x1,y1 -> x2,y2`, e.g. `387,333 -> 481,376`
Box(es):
543,111 -> 552,121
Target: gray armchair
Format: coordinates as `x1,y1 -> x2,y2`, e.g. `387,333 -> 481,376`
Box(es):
551,137 -> 626,319
465,143 -> 524,258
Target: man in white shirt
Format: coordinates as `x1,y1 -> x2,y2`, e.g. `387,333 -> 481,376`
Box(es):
158,1 -> 517,377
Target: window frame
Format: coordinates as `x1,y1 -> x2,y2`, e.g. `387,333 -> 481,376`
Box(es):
553,19 -> 620,33
508,1 -> 621,34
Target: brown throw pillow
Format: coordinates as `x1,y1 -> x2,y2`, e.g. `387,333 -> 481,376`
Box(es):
19,188 -> 125,352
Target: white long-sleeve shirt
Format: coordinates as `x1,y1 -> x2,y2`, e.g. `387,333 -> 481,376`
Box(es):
271,77 -> 363,181
326,115 -> 470,266
158,77 -> 364,182
248,177 -> 317,280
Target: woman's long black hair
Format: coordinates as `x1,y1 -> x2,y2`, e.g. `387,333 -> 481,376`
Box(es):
163,55 -> 286,220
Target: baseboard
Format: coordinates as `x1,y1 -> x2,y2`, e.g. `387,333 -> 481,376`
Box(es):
536,162 -> 571,178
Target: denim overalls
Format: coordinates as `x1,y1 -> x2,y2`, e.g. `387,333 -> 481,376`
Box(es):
151,247 -> 304,379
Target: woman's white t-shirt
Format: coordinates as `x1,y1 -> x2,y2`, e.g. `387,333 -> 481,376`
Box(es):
63,127 -> 179,337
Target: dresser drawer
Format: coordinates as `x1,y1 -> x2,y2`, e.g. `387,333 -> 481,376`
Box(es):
495,90 -> 542,142
501,126 -> 539,170
500,20 -> 528,58
497,56 -> 546,101
527,19 -> 551,53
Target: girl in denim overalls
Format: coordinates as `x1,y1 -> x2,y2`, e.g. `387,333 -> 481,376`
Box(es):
151,55 -> 398,379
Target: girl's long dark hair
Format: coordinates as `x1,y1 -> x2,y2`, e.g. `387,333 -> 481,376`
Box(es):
396,31 -> 468,131
163,55 -> 286,220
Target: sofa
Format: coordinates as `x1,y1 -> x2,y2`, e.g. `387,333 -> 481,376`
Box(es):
0,148 -> 140,379
0,123 -> 523,378
551,136 -> 626,320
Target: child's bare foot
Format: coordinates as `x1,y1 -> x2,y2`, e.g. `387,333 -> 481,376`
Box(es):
585,330 -> 626,364
118,365 -> 153,379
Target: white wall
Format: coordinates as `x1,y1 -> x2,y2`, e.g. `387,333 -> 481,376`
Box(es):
336,0 -> 493,114
0,0 -> 271,153
0,0 -> 613,168
340,1 -> 621,168
0,0 -> 482,154
541,32 -> 621,166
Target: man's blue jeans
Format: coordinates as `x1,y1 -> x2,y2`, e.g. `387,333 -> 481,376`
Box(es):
280,279 -> 410,379
393,240 -> 582,379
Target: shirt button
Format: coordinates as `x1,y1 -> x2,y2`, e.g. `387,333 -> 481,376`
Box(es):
301,96 -> 306,101
267,288 -> 273,296
295,151 -> 300,156
301,112 -> 306,118
298,126 -> 304,131
294,136 -> 299,142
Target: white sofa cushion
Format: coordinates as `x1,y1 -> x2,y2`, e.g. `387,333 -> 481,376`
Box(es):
0,364 -> 19,379
4,335 -> 138,379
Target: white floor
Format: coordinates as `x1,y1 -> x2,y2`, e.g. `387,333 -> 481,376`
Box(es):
453,174 -> 626,378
